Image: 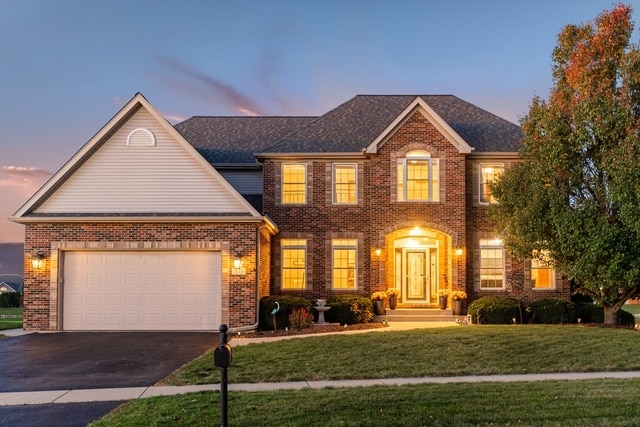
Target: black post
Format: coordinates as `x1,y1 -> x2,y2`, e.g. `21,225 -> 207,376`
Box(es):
218,324 -> 229,427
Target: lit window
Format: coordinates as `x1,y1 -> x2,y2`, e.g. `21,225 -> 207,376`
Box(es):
397,150 -> 439,201
332,239 -> 357,289
282,164 -> 306,204
281,239 -> 307,289
480,164 -> 504,204
333,164 -> 357,204
531,252 -> 555,289
480,238 -> 504,289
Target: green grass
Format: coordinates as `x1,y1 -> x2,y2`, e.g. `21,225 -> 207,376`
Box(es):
0,307 -> 22,331
623,303 -> 640,315
92,378 -> 640,426
163,325 -> 640,385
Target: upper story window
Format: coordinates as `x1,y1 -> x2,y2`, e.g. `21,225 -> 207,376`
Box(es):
480,238 -> 504,289
332,239 -> 357,289
281,239 -> 307,290
531,251 -> 555,289
397,150 -> 439,202
332,163 -> 357,204
282,164 -> 307,204
479,164 -> 504,204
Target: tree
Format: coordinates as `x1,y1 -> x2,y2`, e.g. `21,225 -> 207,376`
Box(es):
489,4 -> 640,325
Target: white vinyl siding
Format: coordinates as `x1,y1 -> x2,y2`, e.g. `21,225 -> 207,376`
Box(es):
35,108 -> 249,214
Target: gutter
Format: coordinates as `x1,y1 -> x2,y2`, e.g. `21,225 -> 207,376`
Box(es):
228,223 -> 266,333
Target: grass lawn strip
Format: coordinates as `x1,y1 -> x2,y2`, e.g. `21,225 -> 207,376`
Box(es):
0,307 -> 22,331
162,325 -> 640,385
91,378 -> 640,426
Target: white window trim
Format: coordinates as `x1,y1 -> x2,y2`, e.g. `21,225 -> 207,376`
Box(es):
479,238 -> 505,290
397,152 -> 439,202
332,163 -> 357,205
281,163 -> 307,205
331,239 -> 358,289
479,163 -> 504,205
281,239 -> 307,290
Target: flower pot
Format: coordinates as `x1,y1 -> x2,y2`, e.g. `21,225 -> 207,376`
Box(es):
438,296 -> 447,310
388,295 -> 397,310
373,299 -> 386,315
452,299 -> 465,316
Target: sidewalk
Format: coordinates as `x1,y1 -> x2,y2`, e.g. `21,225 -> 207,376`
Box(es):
2,371 -> 640,406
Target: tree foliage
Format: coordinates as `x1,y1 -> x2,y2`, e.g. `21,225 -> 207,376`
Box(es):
489,4 -> 640,324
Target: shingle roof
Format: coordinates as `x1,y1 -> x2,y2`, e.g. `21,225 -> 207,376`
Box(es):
258,95 -> 522,154
174,95 -> 522,165
174,116 -> 316,164
0,274 -> 23,293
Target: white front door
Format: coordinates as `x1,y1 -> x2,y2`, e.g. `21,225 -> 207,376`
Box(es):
401,247 -> 437,304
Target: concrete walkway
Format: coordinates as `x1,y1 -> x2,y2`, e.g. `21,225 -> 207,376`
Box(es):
2,371 -> 640,406
3,323 -> 640,407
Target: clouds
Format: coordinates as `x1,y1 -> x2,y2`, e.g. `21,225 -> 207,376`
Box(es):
0,166 -> 51,192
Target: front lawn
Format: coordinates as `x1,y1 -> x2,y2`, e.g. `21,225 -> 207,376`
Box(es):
0,307 -> 22,331
163,325 -> 640,385
93,325 -> 640,426
93,378 -> 640,426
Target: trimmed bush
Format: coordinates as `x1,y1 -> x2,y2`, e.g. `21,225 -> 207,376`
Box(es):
0,292 -> 22,308
575,302 -> 636,327
259,295 -> 312,330
325,294 -> 374,325
529,298 -> 577,324
468,296 -> 523,324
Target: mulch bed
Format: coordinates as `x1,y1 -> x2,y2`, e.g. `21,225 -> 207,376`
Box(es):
234,322 -> 387,339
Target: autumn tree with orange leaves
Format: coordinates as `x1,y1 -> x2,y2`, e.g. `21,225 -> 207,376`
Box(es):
489,4 -> 640,325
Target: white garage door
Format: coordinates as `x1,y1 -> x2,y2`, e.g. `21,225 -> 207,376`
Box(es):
62,251 -> 221,331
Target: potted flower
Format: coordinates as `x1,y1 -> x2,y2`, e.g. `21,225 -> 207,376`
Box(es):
386,288 -> 400,310
450,290 -> 467,315
371,291 -> 387,315
437,289 -> 450,310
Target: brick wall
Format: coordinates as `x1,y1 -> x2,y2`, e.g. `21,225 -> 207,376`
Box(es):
23,222 -> 265,331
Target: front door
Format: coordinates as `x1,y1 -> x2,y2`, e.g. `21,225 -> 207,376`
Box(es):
404,250 -> 428,302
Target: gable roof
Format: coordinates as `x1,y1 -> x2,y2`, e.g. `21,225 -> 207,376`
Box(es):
0,274 -> 23,293
255,95 -> 522,156
174,116 -> 316,165
10,93 -> 267,223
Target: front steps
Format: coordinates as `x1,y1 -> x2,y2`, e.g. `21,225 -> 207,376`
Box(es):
375,308 -> 464,323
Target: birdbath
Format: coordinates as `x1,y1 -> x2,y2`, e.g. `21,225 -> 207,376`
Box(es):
314,299 -> 331,325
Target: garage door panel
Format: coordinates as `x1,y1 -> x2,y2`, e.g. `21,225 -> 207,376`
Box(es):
63,251 -> 221,331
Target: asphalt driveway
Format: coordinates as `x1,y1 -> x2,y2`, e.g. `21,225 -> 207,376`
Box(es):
0,332 -> 219,393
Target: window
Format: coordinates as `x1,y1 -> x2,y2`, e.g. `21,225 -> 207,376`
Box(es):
282,164 -> 306,204
397,150 -> 439,201
332,239 -> 357,289
531,252 -> 555,289
479,164 -> 504,204
126,128 -> 155,146
333,164 -> 357,204
281,239 -> 307,289
480,238 -> 504,289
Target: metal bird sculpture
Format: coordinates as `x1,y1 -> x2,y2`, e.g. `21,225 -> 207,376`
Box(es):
271,301 -> 280,330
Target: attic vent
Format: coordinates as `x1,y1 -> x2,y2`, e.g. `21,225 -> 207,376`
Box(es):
126,128 -> 156,146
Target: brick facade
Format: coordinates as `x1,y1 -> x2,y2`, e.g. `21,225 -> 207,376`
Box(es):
23,222 -> 265,331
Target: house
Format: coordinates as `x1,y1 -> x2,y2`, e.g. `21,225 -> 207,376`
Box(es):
10,93 -> 569,332
0,274 -> 23,293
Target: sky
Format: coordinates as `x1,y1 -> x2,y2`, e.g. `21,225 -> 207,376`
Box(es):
0,0 -> 636,242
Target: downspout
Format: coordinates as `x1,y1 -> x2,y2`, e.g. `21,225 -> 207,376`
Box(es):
229,223 -> 266,333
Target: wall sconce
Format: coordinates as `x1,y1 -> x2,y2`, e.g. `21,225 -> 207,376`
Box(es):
233,256 -> 242,269
232,254 -> 246,276
455,248 -> 463,256
374,248 -> 382,257
32,252 -> 45,270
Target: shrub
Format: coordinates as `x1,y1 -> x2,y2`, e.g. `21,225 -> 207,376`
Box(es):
468,296 -> 523,324
259,295 -> 312,330
529,298 -> 577,324
575,302 -> 636,327
0,292 -> 22,308
288,308 -> 314,330
325,294 -> 374,325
